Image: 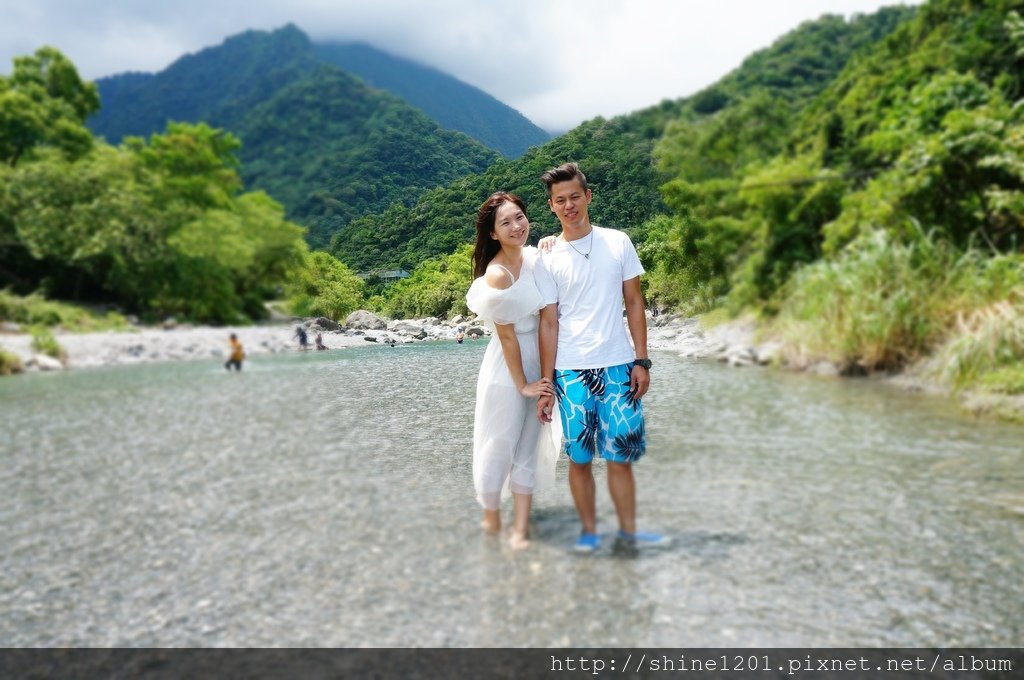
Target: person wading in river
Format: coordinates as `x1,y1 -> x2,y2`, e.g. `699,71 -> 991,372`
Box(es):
534,162 -> 668,553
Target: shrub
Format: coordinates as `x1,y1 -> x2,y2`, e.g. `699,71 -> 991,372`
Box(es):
0,289 -> 127,332
29,325 -> 67,361
0,349 -> 23,375
773,229 -> 1022,373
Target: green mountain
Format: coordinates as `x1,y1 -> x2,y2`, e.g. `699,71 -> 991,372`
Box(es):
314,42 -> 550,158
88,25 -> 499,248
331,6 -> 915,272
639,0 -> 1024,387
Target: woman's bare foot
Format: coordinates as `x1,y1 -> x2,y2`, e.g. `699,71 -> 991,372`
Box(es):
508,530 -> 530,551
481,510 -> 501,534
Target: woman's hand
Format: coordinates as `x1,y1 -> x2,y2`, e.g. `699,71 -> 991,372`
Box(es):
537,235 -> 558,253
520,377 -> 554,399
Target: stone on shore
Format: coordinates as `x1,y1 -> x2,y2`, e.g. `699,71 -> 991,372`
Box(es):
390,320 -> 428,339
29,354 -> 64,371
309,316 -> 342,332
345,310 -> 387,330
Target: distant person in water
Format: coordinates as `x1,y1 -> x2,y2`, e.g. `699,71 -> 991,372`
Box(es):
294,325 -> 309,349
315,332 -> 327,351
456,329 -> 465,344
225,333 -> 244,371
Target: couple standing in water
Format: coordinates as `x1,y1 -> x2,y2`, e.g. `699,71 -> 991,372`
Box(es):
466,162 -> 666,552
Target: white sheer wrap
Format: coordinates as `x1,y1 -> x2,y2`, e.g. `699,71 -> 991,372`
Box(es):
465,249 -> 561,508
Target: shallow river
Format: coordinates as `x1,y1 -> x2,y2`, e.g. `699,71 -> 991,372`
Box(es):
1,341 -> 1021,646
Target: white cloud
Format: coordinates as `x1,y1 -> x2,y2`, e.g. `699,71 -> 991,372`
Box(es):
0,0 -> 918,131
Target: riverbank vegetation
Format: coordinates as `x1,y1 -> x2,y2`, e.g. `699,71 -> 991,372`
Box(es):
358,0 -> 1023,414
0,48 -> 365,325
650,0 -> 1023,413
0,290 -> 128,332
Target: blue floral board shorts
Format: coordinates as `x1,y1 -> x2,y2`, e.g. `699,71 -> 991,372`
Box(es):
554,362 -> 646,464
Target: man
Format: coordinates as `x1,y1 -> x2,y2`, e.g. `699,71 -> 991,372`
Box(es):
534,162 -> 666,553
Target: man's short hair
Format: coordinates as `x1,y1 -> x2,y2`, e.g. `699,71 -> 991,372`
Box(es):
541,162 -> 588,198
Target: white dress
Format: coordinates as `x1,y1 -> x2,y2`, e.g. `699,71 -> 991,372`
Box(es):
466,248 -> 560,510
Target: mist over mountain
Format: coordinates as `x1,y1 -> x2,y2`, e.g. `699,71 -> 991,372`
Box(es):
314,41 -> 551,158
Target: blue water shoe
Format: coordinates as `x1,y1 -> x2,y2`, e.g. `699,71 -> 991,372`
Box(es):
573,532 -> 601,553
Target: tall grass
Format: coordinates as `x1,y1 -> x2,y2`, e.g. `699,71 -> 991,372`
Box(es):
0,349 -> 22,375
773,229 -> 1024,374
934,296 -> 1024,393
0,290 -> 128,332
29,326 -> 67,362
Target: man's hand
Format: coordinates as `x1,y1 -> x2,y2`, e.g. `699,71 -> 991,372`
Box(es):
537,393 -> 554,423
630,364 -> 650,401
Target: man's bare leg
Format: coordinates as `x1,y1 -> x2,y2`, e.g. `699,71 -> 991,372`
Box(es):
607,461 -> 636,535
569,461 -> 598,534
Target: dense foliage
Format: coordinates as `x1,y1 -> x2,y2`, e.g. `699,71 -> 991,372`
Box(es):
315,42 -> 550,158
353,8 -> 914,309
330,113 -> 670,272
88,25 -> 500,249
643,0 -> 1024,396
370,245 -> 474,320
0,49 -> 371,324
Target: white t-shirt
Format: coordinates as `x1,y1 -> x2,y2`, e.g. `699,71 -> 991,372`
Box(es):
534,225 -> 644,370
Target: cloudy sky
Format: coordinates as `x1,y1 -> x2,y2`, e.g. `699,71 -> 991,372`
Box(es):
1,0 -> 916,132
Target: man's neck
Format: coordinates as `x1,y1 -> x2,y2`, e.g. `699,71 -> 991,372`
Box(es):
560,221 -> 593,242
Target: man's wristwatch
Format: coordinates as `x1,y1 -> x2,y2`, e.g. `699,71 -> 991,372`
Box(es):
634,358 -> 652,370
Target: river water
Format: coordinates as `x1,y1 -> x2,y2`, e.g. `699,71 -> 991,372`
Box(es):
0,341 -> 1021,646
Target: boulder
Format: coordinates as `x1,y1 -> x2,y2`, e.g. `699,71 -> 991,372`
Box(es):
345,310 -> 387,331
722,346 -> 756,367
754,342 -> 783,366
312,316 -> 341,331
30,354 -> 64,371
392,321 -> 425,336
450,314 -> 467,325
808,361 -> 840,378
0,321 -> 21,333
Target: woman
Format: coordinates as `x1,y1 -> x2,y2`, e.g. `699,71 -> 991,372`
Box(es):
466,192 -> 555,550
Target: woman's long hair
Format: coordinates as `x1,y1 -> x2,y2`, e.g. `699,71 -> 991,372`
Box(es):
472,192 -> 528,278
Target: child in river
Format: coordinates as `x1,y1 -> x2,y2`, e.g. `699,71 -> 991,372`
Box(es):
225,333 -> 245,371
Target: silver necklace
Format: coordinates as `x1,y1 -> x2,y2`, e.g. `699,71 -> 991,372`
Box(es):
565,230 -> 594,259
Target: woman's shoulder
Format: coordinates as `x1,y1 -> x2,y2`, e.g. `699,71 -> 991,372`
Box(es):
483,263 -> 515,290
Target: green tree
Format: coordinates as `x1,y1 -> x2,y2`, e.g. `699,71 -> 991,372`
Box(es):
288,250 -> 365,320
378,245 -> 473,319
0,47 -> 98,166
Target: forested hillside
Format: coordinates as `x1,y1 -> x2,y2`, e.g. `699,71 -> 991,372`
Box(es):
314,42 -> 550,158
0,48 -> 366,325
333,7 -> 914,274
370,0 -> 1024,409
87,25 -> 499,248
644,0 -> 1024,403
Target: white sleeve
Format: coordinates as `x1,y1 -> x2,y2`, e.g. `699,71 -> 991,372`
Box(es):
533,255 -> 559,305
621,233 -> 645,281
466,277 -> 543,325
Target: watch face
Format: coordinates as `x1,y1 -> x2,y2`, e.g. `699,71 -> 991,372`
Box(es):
635,359 -> 652,369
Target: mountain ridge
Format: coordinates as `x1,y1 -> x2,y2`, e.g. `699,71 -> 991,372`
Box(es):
314,41 -> 550,157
